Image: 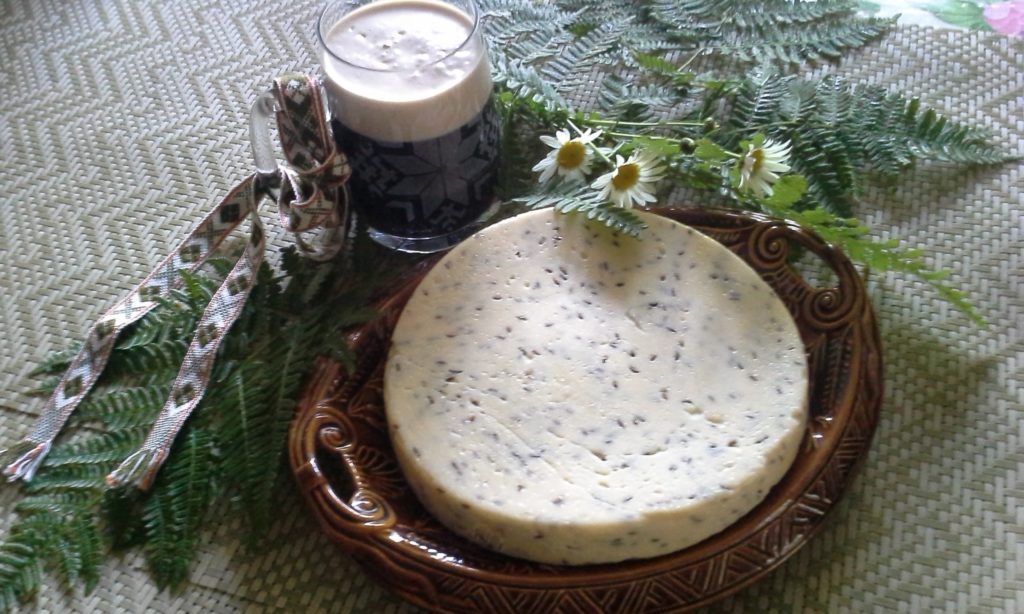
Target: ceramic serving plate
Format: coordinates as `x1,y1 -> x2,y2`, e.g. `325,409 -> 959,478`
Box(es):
288,208 -> 883,613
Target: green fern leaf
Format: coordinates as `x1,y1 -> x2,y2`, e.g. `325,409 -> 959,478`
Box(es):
491,55 -> 574,112
43,431 -> 146,469
24,375 -> 61,397
106,339 -> 190,378
789,125 -> 859,215
209,262 -> 335,540
728,71 -> 791,140
14,493 -> 91,516
543,19 -> 632,93
762,200 -> 987,324
71,513 -> 102,592
720,18 -> 894,65
27,512 -> 97,590
600,75 -> 681,120
649,0 -> 892,67
0,534 -> 42,613
513,185 -> 648,237
143,427 -> 215,590
102,490 -> 147,551
73,384 -> 169,430
730,0 -> 852,28
23,475 -> 107,494
27,346 -> 79,377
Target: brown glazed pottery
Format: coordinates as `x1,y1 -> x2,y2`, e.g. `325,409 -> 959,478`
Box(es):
288,207 -> 884,613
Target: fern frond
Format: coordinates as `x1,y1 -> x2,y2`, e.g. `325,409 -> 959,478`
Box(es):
542,18 -> 633,94
143,427 -> 215,590
28,346 -> 79,377
491,55 -> 574,112
70,513 -> 102,592
106,339 -> 190,377
728,71 -> 791,140
24,375 -> 61,397
717,17 -> 894,65
481,0 -> 573,45
507,28 -> 577,63
903,102 -> 1012,164
42,431 -> 146,469
102,490 -> 147,551
649,0 -> 892,68
118,296 -> 203,351
762,200 -> 987,324
616,22 -> 677,57
513,185 -> 648,237
0,533 -> 42,612
600,75 -> 681,120
789,125 -> 859,215
210,285 -> 327,539
211,362 -> 286,538
23,475 -> 107,494
730,1 -> 852,28
72,384 -> 168,428
20,511 -> 99,591
0,505 -> 101,603
14,493 -> 92,516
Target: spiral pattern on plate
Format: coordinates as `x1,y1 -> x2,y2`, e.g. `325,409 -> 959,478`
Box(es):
748,222 -> 792,270
350,490 -> 395,526
317,412 -> 355,451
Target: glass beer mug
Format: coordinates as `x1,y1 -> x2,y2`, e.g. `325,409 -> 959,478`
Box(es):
250,0 -> 499,253
318,0 -> 500,252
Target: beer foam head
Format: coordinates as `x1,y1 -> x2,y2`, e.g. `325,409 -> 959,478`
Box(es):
320,0 -> 493,142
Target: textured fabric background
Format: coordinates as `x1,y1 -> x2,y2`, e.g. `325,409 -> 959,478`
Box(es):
0,0 -> 1021,612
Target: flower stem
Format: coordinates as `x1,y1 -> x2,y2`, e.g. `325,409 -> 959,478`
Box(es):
676,49 -> 702,72
606,131 -> 657,140
592,143 -> 617,166
585,118 -> 705,128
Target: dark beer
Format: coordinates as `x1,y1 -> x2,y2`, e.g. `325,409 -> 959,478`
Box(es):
318,0 -> 498,252
331,96 -> 499,248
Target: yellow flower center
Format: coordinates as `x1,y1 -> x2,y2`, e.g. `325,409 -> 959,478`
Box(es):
556,141 -> 587,169
750,148 -> 765,174
611,163 -> 640,190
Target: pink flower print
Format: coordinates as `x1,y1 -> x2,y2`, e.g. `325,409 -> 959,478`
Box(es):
984,1 -> 1024,37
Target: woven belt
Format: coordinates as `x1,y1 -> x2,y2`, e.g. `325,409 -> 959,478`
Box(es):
1,73 -> 350,491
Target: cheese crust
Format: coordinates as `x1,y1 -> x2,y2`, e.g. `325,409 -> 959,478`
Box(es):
384,209 -> 808,565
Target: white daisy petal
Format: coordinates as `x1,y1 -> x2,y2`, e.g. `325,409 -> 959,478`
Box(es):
540,163 -> 557,184
591,149 -> 666,209
737,137 -> 793,197
534,126 -> 605,186
591,172 -> 613,189
539,135 -> 560,148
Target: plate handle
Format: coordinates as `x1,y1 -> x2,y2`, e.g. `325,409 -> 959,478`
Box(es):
289,265 -> 436,542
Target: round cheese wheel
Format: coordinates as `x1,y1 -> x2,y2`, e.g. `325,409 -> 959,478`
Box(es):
384,208 -> 808,565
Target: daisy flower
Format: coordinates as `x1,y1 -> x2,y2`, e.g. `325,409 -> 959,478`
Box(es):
532,127 -> 603,184
737,138 -> 792,197
591,150 -> 666,208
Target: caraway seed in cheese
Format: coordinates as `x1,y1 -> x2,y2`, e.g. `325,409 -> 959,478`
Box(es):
384,209 -> 808,565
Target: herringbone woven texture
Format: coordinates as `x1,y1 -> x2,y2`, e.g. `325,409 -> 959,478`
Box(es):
1,0 -> 1021,612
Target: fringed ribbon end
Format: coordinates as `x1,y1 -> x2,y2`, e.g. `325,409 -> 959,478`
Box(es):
106,448 -> 166,491
1,440 -> 52,482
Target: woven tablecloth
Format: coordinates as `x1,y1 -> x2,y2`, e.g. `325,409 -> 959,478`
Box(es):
1,1 -> 1021,612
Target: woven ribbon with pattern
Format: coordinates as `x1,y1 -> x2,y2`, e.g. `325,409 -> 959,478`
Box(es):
0,73 -> 350,491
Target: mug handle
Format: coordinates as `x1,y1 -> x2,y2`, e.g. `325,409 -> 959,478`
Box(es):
249,89 -> 280,180
247,77 -> 352,261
